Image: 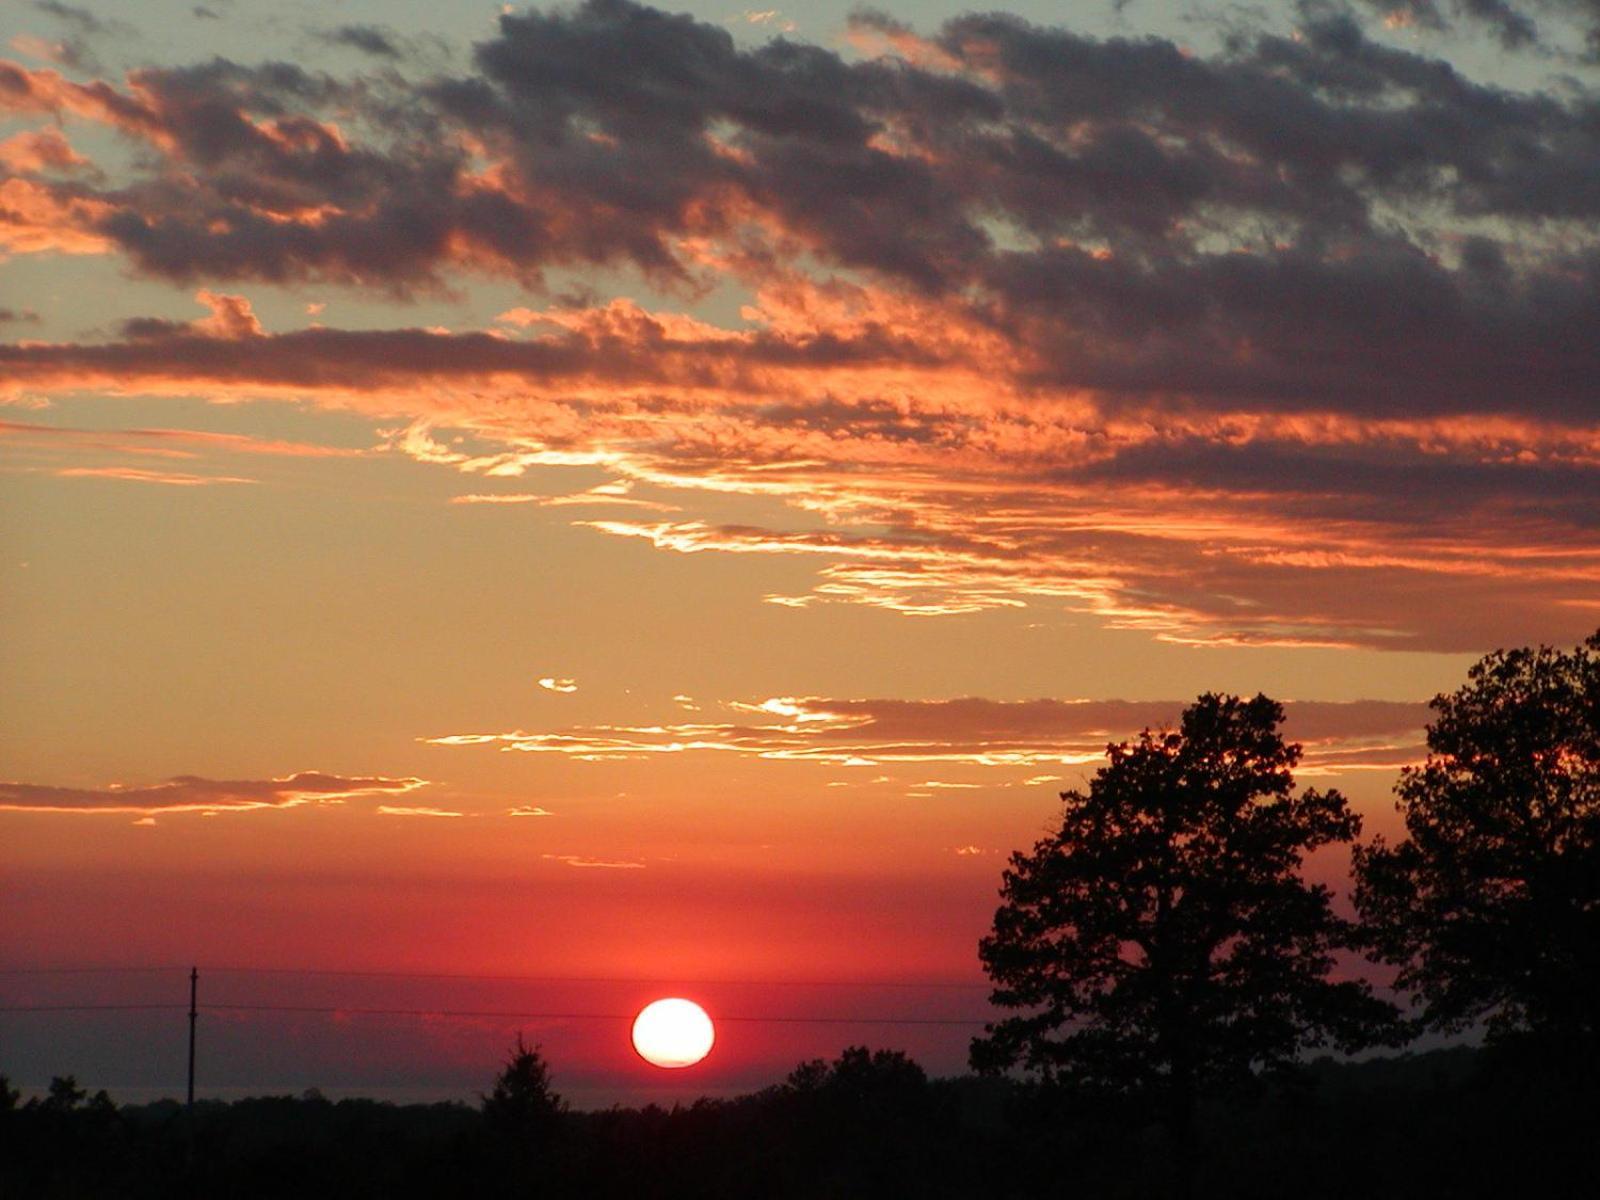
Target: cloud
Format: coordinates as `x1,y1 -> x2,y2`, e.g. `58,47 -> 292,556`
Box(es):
119,290 -> 264,341
506,805 -> 553,817
375,804 -> 464,817
2,3 -> 1597,650
424,695 -> 1430,771
450,479 -> 677,510
315,25 -> 405,60
543,853 -> 645,869
54,466 -> 256,485
737,9 -> 796,33
1346,0 -> 1555,52
0,417 -> 364,459
538,676 -> 579,693
0,128 -> 93,174
0,771 -> 428,815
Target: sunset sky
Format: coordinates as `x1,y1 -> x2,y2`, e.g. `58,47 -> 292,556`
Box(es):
4,0 -> 1598,1104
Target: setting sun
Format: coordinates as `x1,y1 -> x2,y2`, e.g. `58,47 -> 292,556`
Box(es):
631,998 -> 715,1069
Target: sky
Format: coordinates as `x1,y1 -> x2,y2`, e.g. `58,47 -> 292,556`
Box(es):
2,0 -> 1598,1106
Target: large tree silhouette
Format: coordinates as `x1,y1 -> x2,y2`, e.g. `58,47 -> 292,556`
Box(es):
1353,631 -> 1600,1057
973,693 -> 1393,1181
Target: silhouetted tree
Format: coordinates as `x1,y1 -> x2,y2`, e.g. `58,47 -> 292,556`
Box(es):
482,1034 -> 564,1134
40,1076 -> 87,1112
1354,630 -> 1600,1061
779,1048 -> 937,1196
973,694 -> 1395,1195
784,1046 -> 927,1106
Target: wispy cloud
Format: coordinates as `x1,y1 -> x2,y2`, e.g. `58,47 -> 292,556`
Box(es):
1,417 -> 363,460
53,466 -> 256,485
538,677 -> 578,694
450,480 -> 676,510
424,695 -> 1430,771
0,772 -> 428,815
542,854 -> 645,869
450,492 -> 541,505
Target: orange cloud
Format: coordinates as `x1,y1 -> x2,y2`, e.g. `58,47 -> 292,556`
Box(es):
0,129 -> 92,174
0,176 -> 114,254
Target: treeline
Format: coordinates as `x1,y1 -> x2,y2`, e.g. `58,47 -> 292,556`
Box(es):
1,1041 -> 1595,1199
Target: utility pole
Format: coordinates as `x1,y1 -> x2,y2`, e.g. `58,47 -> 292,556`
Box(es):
186,966 -> 197,1172
187,966 -> 197,1107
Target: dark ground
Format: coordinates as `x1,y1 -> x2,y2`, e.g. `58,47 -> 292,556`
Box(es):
2,1042 -> 1595,1199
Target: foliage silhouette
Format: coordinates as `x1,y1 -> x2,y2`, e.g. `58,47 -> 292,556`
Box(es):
1354,629 -> 1600,1062
481,1033 -> 564,1132
479,1034 -> 567,1195
973,693 -> 1397,1191
4,1042 -> 1598,1198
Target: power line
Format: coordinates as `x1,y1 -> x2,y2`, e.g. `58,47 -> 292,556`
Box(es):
0,1004 -> 187,1013
0,965 -> 190,976
207,1004 -> 991,1026
0,1002 -> 990,1026
207,967 -> 991,990
0,963 -> 992,990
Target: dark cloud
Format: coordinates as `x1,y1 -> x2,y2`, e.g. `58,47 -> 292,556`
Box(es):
26,0 -> 139,71
317,25 -> 405,59
4,3 -> 1599,650
2,1 -> 1596,402
0,771 -> 428,814
0,307 -> 41,323
33,1 -> 105,35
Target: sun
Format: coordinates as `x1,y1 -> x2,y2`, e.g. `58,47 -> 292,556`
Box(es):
631,998 -> 715,1069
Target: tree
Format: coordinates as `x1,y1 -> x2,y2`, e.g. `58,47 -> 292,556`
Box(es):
783,1046 -> 927,1106
40,1075 -> 87,1112
972,693 -> 1394,1189
480,1036 -> 566,1195
1353,631 -> 1600,1057
779,1048 -> 935,1195
481,1034 -> 564,1135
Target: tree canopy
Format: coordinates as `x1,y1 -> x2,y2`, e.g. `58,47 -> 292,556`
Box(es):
973,693 -> 1394,1124
1353,630 -> 1600,1054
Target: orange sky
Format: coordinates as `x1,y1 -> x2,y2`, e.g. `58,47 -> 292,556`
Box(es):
4,0 -> 1598,1103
